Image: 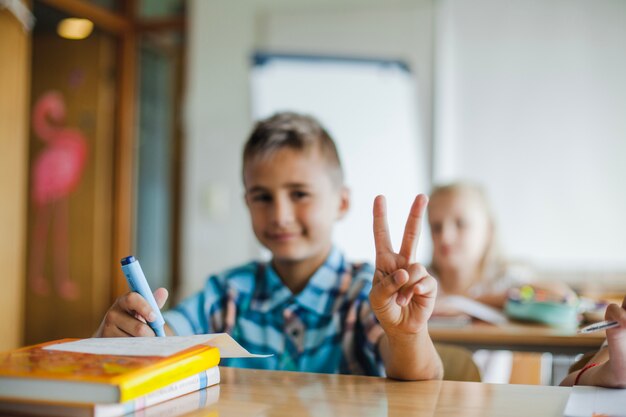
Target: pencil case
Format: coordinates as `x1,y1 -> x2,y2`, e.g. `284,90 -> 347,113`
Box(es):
504,298 -> 579,328
504,285 -> 580,328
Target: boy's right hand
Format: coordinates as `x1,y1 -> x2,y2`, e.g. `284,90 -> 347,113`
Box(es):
94,288 -> 169,337
369,194 -> 437,338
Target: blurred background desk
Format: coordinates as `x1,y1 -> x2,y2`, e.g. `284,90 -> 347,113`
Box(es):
197,367 -> 571,417
430,322 -> 606,385
430,322 -> 605,355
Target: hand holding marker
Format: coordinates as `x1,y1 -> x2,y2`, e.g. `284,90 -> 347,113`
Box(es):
578,320 -> 619,334
120,256 -> 166,337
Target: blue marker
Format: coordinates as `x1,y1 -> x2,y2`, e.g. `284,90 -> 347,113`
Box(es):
120,256 -> 166,337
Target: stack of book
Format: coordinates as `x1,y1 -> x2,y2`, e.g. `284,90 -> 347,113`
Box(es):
0,339 -> 221,417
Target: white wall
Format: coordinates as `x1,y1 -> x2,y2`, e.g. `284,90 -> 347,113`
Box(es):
434,0 -> 626,272
182,1 -> 255,299
183,0 -> 434,299
258,2 -> 434,168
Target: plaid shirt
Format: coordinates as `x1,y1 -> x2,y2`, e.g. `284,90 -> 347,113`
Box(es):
163,247 -> 385,376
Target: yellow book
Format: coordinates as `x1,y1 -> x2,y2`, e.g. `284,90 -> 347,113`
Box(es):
0,367 -> 220,417
0,339 -> 220,404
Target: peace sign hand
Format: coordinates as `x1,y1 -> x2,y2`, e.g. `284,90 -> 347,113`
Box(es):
369,194 -> 437,337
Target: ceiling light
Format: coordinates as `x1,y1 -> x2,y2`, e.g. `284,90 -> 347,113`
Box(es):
57,18 -> 93,40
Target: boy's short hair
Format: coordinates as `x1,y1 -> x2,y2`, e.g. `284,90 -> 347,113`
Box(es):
243,112 -> 344,186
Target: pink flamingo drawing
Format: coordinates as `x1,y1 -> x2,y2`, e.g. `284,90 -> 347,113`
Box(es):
29,91 -> 88,300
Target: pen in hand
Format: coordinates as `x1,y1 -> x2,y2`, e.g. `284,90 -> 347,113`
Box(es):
120,256 -> 167,337
577,320 -> 620,334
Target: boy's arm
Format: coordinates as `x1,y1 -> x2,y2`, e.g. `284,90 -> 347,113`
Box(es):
372,266 -> 442,380
377,320 -> 443,381
560,296 -> 626,387
369,195 -> 443,381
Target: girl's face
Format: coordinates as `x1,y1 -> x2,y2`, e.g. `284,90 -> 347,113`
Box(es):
428,190 -> 492,275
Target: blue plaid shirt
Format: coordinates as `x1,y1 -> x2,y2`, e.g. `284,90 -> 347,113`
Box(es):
163,247 -> 385,376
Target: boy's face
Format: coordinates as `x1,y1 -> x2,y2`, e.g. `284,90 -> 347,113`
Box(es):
244,147 -> 349,264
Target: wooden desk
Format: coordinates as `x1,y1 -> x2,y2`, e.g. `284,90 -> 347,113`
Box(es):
185,367 -> 571,417
430,322 -> 606,355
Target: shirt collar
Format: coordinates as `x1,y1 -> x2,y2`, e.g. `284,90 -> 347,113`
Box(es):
254,246 -> 348,316
295,246 -> 346,315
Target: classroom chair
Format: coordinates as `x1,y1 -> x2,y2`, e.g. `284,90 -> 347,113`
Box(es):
509,352 -> 550,385
435,343 -> 481,382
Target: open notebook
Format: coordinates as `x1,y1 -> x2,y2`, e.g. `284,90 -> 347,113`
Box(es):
435,295 -> 509,325
44,333 -> 271,358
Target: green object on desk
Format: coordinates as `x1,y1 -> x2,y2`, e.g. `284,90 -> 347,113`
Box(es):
504,298 -> 579,328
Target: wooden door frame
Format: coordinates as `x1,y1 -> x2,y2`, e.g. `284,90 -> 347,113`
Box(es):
38,0 -> 185,301
0,4 -> 32,350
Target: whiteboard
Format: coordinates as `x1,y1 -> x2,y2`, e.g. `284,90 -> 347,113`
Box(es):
250,54 -> 430,264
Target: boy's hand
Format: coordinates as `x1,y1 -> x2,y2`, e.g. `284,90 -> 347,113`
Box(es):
604,295 -> 626,386
369,194 -> 437,337
94,288 -> 169,337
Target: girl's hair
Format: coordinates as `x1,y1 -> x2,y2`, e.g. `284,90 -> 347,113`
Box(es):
429,182 -> 506,283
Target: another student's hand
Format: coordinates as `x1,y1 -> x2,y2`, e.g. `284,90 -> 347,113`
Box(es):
604,295 -> 626,387
369,195 -> 437,337
94,288 -> 169,337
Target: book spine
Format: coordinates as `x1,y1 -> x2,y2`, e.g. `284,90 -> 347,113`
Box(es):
96,367 -> 220,417
117,347 -> 220,402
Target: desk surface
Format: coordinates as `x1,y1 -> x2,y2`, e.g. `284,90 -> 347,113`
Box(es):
430,322 -> 606,355
186,367 -> 571,417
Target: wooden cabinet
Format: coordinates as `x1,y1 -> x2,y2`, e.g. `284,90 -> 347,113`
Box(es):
24,32 -> 116,343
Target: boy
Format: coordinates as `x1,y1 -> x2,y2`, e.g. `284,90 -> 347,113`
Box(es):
95,112 -> 442,380
561,295 -> 626,387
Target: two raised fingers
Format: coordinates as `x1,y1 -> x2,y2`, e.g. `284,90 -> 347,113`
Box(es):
373,195 -> 393,257
373,194 -> 429,262
399,194 -> 429,263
